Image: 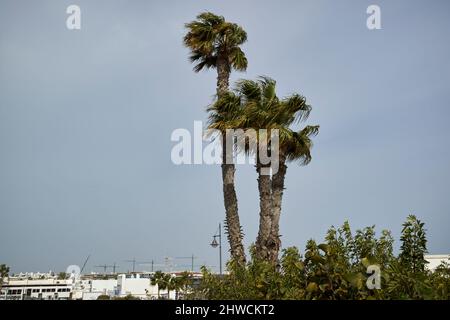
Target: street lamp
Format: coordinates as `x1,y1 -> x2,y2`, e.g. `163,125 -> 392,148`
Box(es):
210,223 -> 222,275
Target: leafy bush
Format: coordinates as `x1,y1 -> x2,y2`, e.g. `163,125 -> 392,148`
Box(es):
191,215 -> 449,300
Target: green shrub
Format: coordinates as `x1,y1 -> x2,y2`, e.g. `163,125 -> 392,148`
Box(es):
190,216 -> 449,300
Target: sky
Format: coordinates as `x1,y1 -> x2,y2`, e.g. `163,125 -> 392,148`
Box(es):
0,0 -> 449,274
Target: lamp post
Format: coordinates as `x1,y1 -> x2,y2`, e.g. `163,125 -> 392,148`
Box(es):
210,223 -> 222,275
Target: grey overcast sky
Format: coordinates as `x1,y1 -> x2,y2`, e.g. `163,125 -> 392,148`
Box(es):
1,0 -> 449,274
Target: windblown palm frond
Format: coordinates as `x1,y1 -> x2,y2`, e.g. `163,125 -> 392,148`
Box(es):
211,76 -> 319,164
283,125 -> 320,166
207,92 -> 245,132
184,12 -> 248,73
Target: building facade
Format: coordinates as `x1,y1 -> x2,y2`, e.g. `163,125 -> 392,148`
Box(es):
1,271 -> 202,300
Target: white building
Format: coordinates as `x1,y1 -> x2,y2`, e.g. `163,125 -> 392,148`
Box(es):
425,254 -> 450,271
0,278 -> 73,300
71,273 -> 163,300
116,273 -> 163,299
1,271 -> 202,300
71,272 -> 178,300
71,278 -> 118,300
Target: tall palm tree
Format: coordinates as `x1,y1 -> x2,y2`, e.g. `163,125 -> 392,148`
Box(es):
184,12 -> 248,265
215,77 -> 318,262
174,271 -> 192,299
267,125 -> 319,263
234,77 -> 280,261
151,271 -> 167,299
151,271 -> 173,299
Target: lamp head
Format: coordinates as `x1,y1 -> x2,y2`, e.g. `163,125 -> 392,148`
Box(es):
210,237 -> 219,248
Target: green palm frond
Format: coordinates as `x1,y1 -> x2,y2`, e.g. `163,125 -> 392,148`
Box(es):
235,79 -> 261,102
189,51 -> 218,72
184,12 -> 248,73
207,74 -> 319,166
283,126 -> 320,165
257,76 -> 277,101
300,125 -> 320,138
207,92 -> 245,131
281,94 -> 312,123
229,47 -> 248,71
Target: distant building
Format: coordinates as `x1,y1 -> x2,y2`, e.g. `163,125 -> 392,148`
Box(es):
425,254 -> 450,271
1,271 -> 203,300
0,278 -> 73,300
72,273 -> 161,300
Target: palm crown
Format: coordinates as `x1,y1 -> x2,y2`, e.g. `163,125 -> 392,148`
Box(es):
184,12 -> 248,73
208,76 -> 319,165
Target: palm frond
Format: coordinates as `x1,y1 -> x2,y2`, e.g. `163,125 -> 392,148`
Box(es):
190,52 -> 217,72
235,79 -> 261,102
257,76 -> 277,102
184,12 -> 248,73
282,94 -> 312,123
229,47 -> 248,71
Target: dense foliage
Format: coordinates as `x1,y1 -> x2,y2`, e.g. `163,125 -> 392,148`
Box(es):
0,264 -> 9,288
190,216 -> 449,300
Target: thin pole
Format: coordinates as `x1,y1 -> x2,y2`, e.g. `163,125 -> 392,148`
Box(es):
219,223 -> 222,275
191,254 -> 194,272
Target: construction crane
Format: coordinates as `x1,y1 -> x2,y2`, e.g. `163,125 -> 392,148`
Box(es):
80,255 -> 90,275
111,262 -> 119,274
95,264 -> 114,273
124,258 -> 154,273
164,257 -> 174,273
138,260 -> 168,272
175,254 -> 198,272
124,258 -> 137,273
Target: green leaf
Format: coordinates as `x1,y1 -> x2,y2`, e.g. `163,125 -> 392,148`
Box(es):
318,244 -> 329,253
306,282 -> 318,293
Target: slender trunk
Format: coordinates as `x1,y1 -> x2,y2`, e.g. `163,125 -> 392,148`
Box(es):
267,155 -> 287,263
217,55 -> 246,265
216,55 -> 230,97
255,163 -> 273,261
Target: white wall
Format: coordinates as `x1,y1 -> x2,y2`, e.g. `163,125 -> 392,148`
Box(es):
117,274 -> 166,299
425,254 -> 450,271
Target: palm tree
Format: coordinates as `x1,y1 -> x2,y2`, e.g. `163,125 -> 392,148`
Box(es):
165,273 -> 176,300
176,271 -> 193,299
151,271 -> 166,299
213,77 -> 318,262
0,264 -> 9,289
184,12 -> 248,265
234,77 -> 280,261
267,125 -> 319,263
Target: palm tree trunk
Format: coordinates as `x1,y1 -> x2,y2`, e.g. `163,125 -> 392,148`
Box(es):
255,163 -> 273,261
217,55 -> 246,265
267,155 -> 287,263
216,55 -> 230,96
